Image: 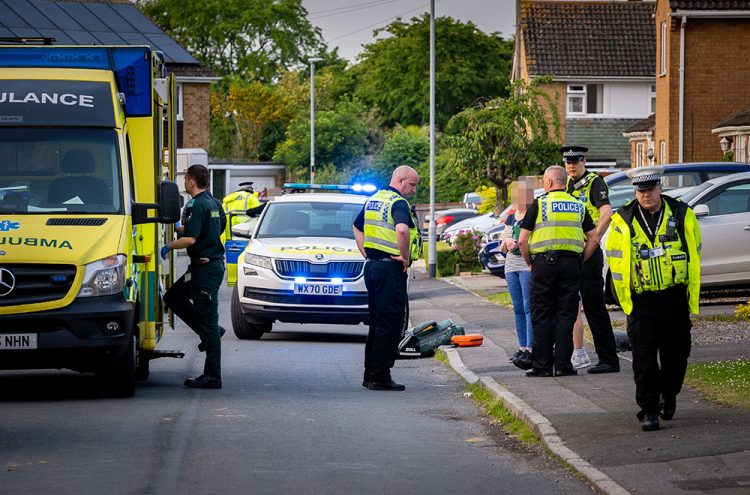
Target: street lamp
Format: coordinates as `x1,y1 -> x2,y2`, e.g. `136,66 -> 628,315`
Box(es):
308,57 -> 323,184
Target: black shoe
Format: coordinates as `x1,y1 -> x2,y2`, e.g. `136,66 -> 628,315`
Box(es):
588,362 -> 620,374
640,414 -> 660,431
509,349 -> 524,362
184,374 -> 222,389
525,368 -> 553,377
198,326 -> 227,352
512,351 -> 533,370
660,396 -> 676,420
362,380 -> 370,388
554,368 -> 578,377
367,380 -> 405,391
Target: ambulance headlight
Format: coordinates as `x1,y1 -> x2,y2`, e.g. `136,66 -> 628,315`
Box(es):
77,255 -> 127,298
245,253 -> 273,270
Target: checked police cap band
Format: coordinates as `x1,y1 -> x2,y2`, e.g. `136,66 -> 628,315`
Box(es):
561,145 -> 588,163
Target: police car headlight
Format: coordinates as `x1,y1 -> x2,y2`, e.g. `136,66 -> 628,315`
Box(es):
77,255 -> 127,298
244,253 -> 273,270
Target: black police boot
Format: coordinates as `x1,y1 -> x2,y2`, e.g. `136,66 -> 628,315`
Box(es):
367,379 -> 405,391
184,374 -> 222,389
554,367 -> 578,377
588,362 -> 620,374
660,395 -> 676,420
639,414 -> 660,431
525,368 -> 553,377
198,326 -> 227,352
512,350 -> 533,370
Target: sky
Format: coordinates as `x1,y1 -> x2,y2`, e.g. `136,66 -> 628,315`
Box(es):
301,0 -> 517,61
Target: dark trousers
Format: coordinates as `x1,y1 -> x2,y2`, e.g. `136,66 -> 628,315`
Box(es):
580,247 -> 619,365
530,254 -> 581,373
164,260 -> 225,379
627,285 -> 692,416
364,260 -> 407,382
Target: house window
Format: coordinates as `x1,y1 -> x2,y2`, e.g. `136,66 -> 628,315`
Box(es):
660,140 -> 666,165
649,84 -> 656,114
636,142 -> 645,167
176,83 -> 184,121
567,84 -> 603,115
660,22 -> 667,76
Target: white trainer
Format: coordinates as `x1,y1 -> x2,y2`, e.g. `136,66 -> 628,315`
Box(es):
572,350 -> 592,369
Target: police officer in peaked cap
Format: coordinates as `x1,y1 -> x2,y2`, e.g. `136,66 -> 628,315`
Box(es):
562,145 -> 620,374
605,168 -> 701,431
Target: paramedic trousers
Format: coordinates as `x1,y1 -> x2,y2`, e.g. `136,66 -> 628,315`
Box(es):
164,260 -> 225,379
530,253 -> 581,374
627,285 -> 692,416
363,259 -> 407,383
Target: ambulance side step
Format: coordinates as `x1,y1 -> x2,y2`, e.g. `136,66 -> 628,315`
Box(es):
144,350 -> 185,360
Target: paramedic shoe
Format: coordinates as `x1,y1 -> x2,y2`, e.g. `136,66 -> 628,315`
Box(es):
198,326 -> 227,352
660,396 -> 676,420
184,374 -> 222,389
588,362 -> 620,374
571,350 -> 591,369
367,380 -> 405,391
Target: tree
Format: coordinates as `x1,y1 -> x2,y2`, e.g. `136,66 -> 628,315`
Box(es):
444,79 -> 562,211
273,100 -> 369,181
412,148 -> 478,205
139,0 -> 323,81
371,125 -> 429,186
352,15 -> 513,129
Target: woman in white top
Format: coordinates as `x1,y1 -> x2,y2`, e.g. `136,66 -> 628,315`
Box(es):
500,180 -> 535,368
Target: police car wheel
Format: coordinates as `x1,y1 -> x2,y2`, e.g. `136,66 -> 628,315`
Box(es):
231,285 -> 271,340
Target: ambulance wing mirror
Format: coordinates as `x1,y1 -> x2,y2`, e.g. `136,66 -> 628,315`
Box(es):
132,181 -> 181,225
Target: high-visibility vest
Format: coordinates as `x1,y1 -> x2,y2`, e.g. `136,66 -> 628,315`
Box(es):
221,190 -> 260,241
605,196 -> 701,315
567,171 -> 604,225
528,190 -> 586,254
363,189 -> 422,260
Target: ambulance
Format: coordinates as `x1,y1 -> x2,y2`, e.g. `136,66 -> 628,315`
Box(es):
228,184 -> 373,339
0,43 -> 181,396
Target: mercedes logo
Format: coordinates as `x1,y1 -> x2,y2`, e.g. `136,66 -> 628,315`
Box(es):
0,267 -> 16,297
315,253 -> 324,261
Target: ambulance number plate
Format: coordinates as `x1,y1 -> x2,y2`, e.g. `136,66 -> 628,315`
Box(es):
0,334 -> 38,350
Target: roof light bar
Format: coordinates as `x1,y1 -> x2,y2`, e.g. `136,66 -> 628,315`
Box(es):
283,183 -> 377,194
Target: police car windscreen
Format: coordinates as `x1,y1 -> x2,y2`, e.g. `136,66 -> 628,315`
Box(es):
256,201 -> 363,239
0,128 -> 122,214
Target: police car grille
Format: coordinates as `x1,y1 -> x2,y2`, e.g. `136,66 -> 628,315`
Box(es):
0,264 -> 76,306
244,287 -> 368,306
275,260 -> 364,279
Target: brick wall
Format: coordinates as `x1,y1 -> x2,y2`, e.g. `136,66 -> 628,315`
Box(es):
654,0 -> 750,163
181,83 -> 211,151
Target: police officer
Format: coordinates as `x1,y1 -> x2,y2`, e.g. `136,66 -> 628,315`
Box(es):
353,165 -> 422,391
221,181 -> 260,242
563,145 -> 620,374
605,170 -> 701,431
162,164 -> 227,389
518,166 -> 599,377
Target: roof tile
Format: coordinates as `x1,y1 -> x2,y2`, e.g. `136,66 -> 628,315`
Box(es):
670,1 -> 750,9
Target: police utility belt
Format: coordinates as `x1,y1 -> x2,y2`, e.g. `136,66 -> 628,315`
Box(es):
532,250 -> 581,264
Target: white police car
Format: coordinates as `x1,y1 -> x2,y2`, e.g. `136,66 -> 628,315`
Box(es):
229,184 -> 372,339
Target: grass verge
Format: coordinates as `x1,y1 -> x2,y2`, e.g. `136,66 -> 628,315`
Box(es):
684,359 -> 750,410
486,292 -> 513,308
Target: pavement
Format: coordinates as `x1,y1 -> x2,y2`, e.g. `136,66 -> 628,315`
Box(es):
407,269 -> 750,495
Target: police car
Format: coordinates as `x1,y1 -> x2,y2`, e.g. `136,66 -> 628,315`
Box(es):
229,184 -> 372,339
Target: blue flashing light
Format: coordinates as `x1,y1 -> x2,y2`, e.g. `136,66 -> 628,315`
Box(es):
0,47 -> 110,69
283,183 -> 377,195
294,277 -> 306,284
331,278 -> 343,284
111,47 -> 152,117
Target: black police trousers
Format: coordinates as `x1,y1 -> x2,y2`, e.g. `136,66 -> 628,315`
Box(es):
530,253 -> 581,373
164,260 -> 225,379
363,259 -> 407,383
580,247 -> 619,366
627,285 -> 692,416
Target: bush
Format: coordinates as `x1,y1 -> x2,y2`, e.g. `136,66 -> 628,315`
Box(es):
423,241 -> 462,277
736,299 -> 750,321
453,231 -> 483,273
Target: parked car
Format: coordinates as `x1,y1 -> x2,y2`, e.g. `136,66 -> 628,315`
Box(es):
442,204 -> 515,244
420,207 -> 478,240
605,162 -> 750,210
478,240 -> 506,278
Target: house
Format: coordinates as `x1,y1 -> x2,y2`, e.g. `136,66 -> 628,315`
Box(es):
623,113 -> 656,166
513,0 -> 656,169
712,106 -> 750,163
0,0 -> 218,151
647,0 -> 750,165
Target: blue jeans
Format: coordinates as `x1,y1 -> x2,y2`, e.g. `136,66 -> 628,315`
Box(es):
506,270 -> 532,348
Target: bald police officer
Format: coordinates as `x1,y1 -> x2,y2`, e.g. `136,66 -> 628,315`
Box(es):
518,166 -> 599,377
605,170 -> 701,431
563,146 -> 620,374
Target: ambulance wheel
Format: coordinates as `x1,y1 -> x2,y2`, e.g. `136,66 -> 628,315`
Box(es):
101,335 -> 136,398
231,285 -> 269,340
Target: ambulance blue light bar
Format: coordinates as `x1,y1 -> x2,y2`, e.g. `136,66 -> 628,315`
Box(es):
283,183 -> 377,194
0,46 -> 152,117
